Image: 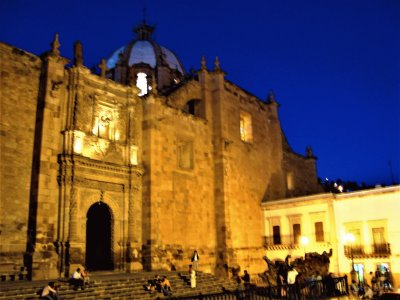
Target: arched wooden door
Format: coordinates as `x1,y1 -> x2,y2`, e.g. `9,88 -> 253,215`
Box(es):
85,202 -> 114,271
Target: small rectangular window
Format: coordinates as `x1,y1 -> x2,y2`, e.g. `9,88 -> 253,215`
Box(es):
177,140 -> 193,170
293,224 -> 301,244
287,172 -> 294,190
273,226 -> 281,245
315,222 -> 324,242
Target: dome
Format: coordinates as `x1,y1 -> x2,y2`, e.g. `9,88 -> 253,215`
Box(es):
107,41 -> 184,75
106,22 -> 185,90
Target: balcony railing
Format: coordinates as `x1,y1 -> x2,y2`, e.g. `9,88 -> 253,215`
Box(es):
344,243 -> 391,258
171,276 -> 349,300
263,235 -> 330,249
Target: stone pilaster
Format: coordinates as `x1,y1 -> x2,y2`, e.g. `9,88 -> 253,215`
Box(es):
29,48 -> 69,280
126,167 -> 144,271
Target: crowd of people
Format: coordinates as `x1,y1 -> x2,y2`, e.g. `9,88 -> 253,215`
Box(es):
39,266 -> 90,299
144,250 -> 200,295
351,266 -> 394,299
39,250 -> 395,300
144,274 -> 173,296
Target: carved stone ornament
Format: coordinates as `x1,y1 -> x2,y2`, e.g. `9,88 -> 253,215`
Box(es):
50,80 -> 63,97
51,33 -> 60,56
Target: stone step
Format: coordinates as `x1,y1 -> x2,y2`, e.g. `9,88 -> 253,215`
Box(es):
0,271 -> 238,299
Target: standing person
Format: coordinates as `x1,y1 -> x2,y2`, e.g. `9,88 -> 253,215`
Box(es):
287,266 -> 298,285
191,250 -> 200,271
241,270 -> 250,289
369,271 -> 377,291
383,267 -> 392,291
40,281 -> 59,300
189,265 -> 196,288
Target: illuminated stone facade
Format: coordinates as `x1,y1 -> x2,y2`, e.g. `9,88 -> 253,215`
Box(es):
0,24 -> 321,280
262,185 -> 400,288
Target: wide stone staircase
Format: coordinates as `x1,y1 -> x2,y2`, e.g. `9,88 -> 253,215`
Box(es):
0,271 -> 239,299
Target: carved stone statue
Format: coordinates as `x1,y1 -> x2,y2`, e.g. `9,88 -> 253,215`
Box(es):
259,250 -> 332,286
214,56 -> 221,72
51,33 -> 60,56
74,41 -> 83,66
99,59 -> 108,78
306,145 -> 314,158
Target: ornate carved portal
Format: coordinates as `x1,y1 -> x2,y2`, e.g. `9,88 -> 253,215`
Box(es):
57,154 -> 143,275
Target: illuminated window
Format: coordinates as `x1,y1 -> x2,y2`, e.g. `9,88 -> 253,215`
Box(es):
287,172 -> 294,190
136,72 -> 148,96
315,222 -> 324,242
372,227 -> 386,253
239,111 -> 253,142
177,140 -> 193,170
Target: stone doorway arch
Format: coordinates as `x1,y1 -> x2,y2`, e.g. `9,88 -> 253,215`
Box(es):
85,202 -> 114,271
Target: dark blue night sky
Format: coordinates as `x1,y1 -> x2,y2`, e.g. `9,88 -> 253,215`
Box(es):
1,0 -> 399,186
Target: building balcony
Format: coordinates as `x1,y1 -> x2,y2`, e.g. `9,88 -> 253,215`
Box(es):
263,235 -> 330,250
344,243 -> 391,258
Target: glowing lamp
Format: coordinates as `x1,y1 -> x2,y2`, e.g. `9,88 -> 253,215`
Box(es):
346,233 -> 355,243
300,236 -> 309,246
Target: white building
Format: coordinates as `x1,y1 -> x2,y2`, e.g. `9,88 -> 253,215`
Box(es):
262,185 -> 400,287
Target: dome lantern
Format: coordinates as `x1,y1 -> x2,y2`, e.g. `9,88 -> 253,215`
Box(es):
133,22 -> 154,41
106,21 -> 185,93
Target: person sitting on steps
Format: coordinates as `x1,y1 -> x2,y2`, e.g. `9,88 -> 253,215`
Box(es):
70,268 -> 85,290
145,274 -> 161,294
81,266 -> 90,287
161,276 -> 172,296
40,281 -> 60,300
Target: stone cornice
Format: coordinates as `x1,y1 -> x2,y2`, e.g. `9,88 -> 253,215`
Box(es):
58,154 -> 144,178
261,185 -> 400,209
74,176 -> 124,192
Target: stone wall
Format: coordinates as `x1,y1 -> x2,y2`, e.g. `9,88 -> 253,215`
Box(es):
283,145 -> 321,198
142,94 -> 216,272
0,43 -> 41,271
221,82 -> 285,274
0,40 -> 322,279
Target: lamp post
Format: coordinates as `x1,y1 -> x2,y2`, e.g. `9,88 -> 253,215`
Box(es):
346,233 -> 357,282
300,236 -> 309,259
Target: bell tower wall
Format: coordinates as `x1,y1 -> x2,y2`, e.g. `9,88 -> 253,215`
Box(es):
0,44 -> 42,276
142,95 -> 216,272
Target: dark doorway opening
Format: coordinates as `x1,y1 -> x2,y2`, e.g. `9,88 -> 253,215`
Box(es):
86,202 -> 114,271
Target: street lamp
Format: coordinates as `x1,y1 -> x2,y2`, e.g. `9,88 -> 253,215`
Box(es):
300,236 -> 309,259
345,233 -> 357,282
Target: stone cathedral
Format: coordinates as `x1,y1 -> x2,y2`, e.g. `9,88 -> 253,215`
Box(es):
0,22 -> 321,280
